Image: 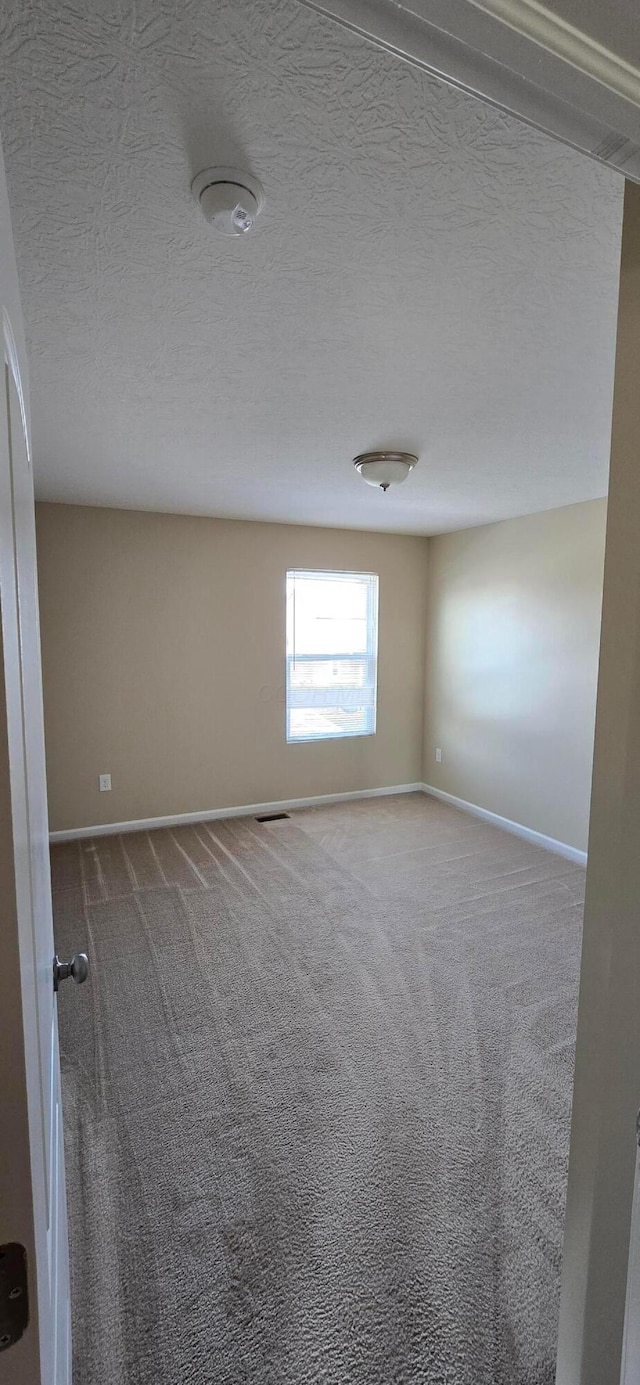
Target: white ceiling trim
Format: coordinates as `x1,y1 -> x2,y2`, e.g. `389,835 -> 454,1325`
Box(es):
301,0 -> 640,171
470,0 -> 640,107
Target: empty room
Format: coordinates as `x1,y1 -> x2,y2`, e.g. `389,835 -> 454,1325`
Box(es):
3,3 -> 640,1385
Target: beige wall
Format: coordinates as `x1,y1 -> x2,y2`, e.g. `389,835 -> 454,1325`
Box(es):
36,504 -> 428,832
423,499 -> 607,852
37,498 -> 607,846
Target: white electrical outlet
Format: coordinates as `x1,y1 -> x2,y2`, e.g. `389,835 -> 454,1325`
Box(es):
99,773 -> 112,792
435,748 -> 442,763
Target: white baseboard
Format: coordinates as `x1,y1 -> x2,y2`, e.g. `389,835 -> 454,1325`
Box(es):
421,783 -> 587,866
49,783 -> 425,843
49,781 -> 588,865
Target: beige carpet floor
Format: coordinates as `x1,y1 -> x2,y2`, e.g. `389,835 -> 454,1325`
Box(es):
51,792 -> 585,1385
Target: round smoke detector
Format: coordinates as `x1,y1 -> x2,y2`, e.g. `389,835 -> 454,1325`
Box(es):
191,166 -> 266,237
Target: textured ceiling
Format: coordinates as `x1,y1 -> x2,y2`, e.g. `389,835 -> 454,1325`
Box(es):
0,0 -> 624,534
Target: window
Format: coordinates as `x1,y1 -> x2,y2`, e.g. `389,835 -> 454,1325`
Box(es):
286,569 -> 379,742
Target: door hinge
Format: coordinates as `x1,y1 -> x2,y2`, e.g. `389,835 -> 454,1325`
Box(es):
0,1244 -> 29,1351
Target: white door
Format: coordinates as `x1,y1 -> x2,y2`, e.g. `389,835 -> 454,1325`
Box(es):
556,178 -> 640,1385
0,142 -> 71,1383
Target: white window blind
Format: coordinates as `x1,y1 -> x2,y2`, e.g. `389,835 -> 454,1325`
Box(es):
286,569 -> 379,743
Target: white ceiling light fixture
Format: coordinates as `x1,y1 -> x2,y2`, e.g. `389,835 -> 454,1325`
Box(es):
354,450 -> 418,492
191,166 -> 265,237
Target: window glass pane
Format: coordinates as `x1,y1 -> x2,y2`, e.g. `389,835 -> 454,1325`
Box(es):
289,707 -> 372,740
286,570 -> 378,743
287,575 -> 369,656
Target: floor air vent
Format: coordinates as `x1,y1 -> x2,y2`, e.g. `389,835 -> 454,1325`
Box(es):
254,812 -> 291,823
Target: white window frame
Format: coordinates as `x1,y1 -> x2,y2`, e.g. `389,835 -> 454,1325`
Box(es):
286,568 -> 379,744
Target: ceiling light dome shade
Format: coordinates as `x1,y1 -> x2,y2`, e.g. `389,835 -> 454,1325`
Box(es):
192,167 -> 265,237
354,451 -> 418,492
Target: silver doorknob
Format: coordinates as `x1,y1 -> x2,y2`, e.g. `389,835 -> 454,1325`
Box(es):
53,952 -> 89,992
